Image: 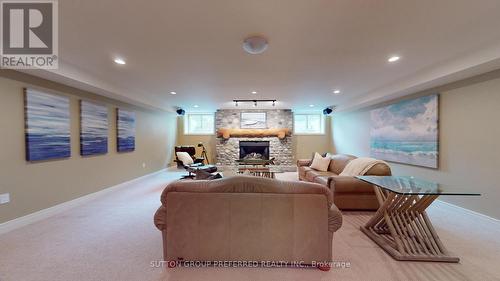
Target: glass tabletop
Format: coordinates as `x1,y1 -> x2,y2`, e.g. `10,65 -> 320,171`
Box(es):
356,176 -> 481,196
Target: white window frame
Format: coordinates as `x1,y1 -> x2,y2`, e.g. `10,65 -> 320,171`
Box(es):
293,113 -> 325,135
183,113 -> 215,135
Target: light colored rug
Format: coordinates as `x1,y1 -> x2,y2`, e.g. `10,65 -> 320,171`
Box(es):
1,170 -> 499,281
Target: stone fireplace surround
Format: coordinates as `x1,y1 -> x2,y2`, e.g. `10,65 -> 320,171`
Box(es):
215,109 -> 294,169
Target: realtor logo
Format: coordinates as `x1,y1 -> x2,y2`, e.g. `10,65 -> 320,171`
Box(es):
1,0 -> 58,69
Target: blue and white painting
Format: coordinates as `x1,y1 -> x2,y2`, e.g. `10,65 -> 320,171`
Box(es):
80,101 -> 108,156
241,112 -> 267,129
370,94 -> 439,168
25,89 -> 71,161
117,109 -> 135,152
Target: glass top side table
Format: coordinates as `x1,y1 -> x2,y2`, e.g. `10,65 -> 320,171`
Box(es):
356,176 -> 480,263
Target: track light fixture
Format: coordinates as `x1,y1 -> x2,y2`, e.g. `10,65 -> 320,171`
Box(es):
232,99 -> 277,107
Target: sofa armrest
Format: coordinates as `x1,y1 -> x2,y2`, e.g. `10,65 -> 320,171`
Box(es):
297,159 -> 312,167
327,176 -> 375,194
154,206 -> 167,231
328,203 -> 343,233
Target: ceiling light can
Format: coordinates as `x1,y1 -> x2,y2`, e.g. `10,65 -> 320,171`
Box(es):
243,36 -> 268,55
388,56 -> 400,62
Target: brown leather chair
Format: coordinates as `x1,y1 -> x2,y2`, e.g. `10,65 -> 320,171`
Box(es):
174,146 -> 205,168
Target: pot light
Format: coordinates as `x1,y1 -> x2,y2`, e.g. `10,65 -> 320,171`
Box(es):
333,90 -> 341,95
388,56 -> 400,63
309,104 -> 315,107
114,58 -> 126,65
170,91 -> 177,95
243,36 -> 268,55
251,91 -> 257,94
193,105 -> 199,108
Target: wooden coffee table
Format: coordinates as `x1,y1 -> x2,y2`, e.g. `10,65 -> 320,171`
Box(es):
356,176 -> 480,263
219,165 -> 283,179
236,167 -> 281,178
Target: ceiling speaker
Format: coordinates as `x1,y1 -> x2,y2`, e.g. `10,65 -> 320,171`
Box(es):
176,108 -> 185,116
323,107 -> 333,115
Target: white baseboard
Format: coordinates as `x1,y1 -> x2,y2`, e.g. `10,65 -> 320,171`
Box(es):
435,199 -> 500,223
0,169 -> 166,235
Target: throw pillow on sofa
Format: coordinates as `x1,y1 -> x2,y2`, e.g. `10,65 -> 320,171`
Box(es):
310,152 -> 331,172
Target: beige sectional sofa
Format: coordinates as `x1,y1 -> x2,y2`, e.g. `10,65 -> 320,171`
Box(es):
154,176 -> 343,266
297,154 -> 391,210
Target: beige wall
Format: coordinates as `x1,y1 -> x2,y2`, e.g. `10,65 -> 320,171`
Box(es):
176,115 -> 332,164
332,70 -> 500,219
176,117 -> 217,164
0,71 -> 177,223
292,116 -> 333,159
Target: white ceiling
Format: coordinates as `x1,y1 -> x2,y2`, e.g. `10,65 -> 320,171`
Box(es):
24,0 -> 500,112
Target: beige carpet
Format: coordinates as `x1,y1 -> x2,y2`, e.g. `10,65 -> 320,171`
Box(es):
1,170 -> 499,281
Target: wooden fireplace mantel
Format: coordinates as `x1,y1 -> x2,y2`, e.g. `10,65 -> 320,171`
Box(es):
217,128 -> 291,140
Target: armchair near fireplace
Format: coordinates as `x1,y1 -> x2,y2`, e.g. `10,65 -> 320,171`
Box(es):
174,146 -> 205,168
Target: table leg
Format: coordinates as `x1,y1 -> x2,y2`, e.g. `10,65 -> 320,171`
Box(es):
360,185 -> 459,262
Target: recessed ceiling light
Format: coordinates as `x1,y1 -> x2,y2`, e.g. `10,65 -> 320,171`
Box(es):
251,91 -> 257,94
114,58 -> 126,65
388,56 -> 400,63
193,105 -> 199,108
243,36 -> 268,55
170,91 -> 177,95
309,104 -> 315,107
333,90 -> 341,95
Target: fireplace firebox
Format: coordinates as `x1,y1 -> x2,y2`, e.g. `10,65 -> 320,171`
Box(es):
239,141 -> 270,160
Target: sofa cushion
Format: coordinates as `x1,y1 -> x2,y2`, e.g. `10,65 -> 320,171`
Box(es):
161,175 -> 334,207
306,170 -> 335,182
310,152 -> 330,172
329,154 -> 356,174
314,176 -> 330,186
330,176 -> 375,194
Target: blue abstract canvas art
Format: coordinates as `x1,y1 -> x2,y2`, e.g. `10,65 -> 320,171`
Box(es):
117,109 -> 135,152
80,100 -> 108,156
370,94 -> 439,168
24,88 -> 71,161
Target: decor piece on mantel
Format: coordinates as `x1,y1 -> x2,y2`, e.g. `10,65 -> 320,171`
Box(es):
370,94 -> 439,168
116,108 -> 136,152
217,128 -> 291,140
80,100 -> 108,156
240,112 -> 267,129
24,88 -> 71,161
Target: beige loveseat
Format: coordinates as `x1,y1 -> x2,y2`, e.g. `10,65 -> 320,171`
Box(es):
154,176 -> 342,266
297,154 -> 392,210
